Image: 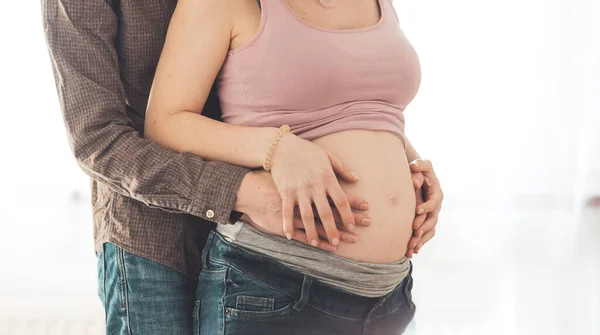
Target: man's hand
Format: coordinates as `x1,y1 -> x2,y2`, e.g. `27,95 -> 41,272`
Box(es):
406,159 -> 443,258
235,171 -> 371,252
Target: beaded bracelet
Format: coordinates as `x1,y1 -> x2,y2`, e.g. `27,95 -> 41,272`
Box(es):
263,125 -> 291,171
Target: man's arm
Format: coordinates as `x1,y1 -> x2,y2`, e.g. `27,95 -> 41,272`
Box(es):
41,0 -> 248,224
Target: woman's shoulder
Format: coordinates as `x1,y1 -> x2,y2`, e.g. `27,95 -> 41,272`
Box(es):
182,0 -> 256,17
179,0 -> 258,32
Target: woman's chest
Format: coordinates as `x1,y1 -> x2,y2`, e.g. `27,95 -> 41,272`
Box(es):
223,27 -> 421,112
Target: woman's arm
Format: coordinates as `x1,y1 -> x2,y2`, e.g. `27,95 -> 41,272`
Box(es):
42,0 -> 250,224
145,0 -> 275,168
145,0 -> 364,247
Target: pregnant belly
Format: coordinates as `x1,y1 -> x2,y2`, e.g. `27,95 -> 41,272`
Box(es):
312,130 -> 416,263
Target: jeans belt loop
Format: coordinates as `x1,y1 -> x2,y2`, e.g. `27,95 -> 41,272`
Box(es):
293,274 -> 313,312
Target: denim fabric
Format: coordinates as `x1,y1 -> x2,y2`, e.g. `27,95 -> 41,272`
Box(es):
97,243 -> 197,335
195,232 -> 416,335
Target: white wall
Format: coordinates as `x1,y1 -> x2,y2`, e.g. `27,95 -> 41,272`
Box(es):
0,0 -> 598,334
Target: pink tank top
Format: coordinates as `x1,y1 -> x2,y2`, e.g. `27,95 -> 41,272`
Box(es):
216,0 -> 421,149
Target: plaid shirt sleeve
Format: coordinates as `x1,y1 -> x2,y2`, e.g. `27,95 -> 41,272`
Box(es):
41,0 -> 249,224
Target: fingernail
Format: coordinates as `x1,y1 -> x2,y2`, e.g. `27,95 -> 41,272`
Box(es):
419,229 -> 424,237
360,203 -> 369,211
351,172 -> 360,180
311,239 -> 319,247
417,208 -> 425,215
331,237 -> 339,246
324,244 -> 337,252
347,235 -> 358,242
347,224 -> 355,231
362,218 -> 371,225
286,233 -> 293,240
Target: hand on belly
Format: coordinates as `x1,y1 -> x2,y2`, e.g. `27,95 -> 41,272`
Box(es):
312,130 -> 416,263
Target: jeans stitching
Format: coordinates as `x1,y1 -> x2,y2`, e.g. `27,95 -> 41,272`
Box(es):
366,305 -> 401,323
117,248 -> 133,335
364,280 -> 408,323
209,257 -> 290,298
212,257 -> 365,322
116,248 -> 125,309
102,247 -> 106,302
221,260 -> 295,299
194,300 -> 201,335
236,296 -> 275,310
221,268 -> 227,335
292,276 -> 311,312
218,262 -> 295,321
99,245 -> 107,326
202,232 -> 217,269
226,303 -> 294,320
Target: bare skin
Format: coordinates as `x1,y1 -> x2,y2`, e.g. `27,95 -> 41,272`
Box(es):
145,0 -> 435,263
237,0 -> 416,262
313,130 -> 416,262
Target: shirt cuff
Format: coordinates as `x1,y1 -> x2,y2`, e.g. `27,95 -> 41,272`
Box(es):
189,160 -> 250,225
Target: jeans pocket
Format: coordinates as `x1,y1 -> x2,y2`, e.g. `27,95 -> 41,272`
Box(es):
223,267 -> 294,321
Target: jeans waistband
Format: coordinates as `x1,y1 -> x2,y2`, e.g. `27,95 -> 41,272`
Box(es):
203,231 -> 414,322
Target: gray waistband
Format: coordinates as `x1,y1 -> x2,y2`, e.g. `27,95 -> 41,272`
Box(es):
216,222 -> 410,298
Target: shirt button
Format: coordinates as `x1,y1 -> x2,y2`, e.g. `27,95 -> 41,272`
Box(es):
206,210 -> 215,218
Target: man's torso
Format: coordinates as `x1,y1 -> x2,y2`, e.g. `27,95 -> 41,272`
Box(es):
92,0 -> 220,278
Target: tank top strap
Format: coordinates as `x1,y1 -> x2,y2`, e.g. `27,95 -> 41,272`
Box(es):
381,0 -> 401,25
258,0 -> 300,25
252,0 -> 291,30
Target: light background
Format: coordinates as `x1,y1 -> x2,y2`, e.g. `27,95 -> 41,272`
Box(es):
0,0 -> 598,334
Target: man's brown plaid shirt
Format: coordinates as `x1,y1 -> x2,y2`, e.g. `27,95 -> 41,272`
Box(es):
42,0 -> 249,277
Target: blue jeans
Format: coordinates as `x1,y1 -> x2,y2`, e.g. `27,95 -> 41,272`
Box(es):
195,232 -> 416,335
97,243 -> 197,335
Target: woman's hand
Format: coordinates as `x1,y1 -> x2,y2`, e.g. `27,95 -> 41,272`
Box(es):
269,133 -> 365,248
236,171 -> 371,252
406,159 -> 443,258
